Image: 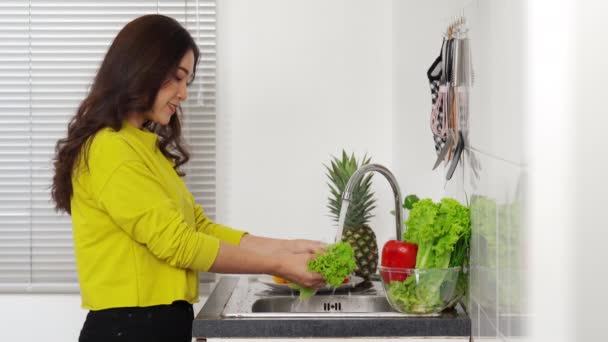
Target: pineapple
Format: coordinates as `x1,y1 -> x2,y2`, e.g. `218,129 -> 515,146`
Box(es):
325,150 -> 378,280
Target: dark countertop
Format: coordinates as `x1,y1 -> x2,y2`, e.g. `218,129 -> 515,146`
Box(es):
193,276 -> 471,338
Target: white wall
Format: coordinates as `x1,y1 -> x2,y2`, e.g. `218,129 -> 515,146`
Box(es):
0,292 -> 211,342
0,295 -> 86,341
569,2 -> 608,339
529,1 -> 608,341
527,1 -> 573,341
216,0 -> 397,246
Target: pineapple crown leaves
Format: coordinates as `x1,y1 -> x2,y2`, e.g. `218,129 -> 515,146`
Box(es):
324,150 -> 377,228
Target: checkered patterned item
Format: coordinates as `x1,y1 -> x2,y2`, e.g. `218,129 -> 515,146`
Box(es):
427,53 -> 446,154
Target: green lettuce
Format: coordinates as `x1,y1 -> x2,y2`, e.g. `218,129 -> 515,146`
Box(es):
291,242 -> 357,301
404,198 -> 470,269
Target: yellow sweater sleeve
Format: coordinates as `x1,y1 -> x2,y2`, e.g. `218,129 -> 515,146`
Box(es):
97,160 -> 221,271
191,195 -> 247,245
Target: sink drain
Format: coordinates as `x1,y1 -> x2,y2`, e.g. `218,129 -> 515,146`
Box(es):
323,302 -> 343,311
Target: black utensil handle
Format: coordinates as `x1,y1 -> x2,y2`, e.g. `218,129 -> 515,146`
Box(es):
446,131 -> 464,180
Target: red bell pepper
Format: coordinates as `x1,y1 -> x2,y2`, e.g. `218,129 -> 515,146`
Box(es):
380,240 -> 418,282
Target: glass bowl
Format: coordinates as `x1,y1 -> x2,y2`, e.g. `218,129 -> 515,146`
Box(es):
378,265 -> 465,314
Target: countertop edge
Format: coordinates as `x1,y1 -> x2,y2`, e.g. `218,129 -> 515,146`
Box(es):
193,317 -> 471,338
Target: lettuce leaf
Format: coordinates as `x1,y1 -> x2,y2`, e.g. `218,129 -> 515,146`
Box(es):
288,283 -> 317,301
403,198 -> 470,269
308,242 -> 357,287
292,241 -> 357,301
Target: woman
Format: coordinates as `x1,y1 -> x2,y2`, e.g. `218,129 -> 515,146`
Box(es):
51,15 -> 325,342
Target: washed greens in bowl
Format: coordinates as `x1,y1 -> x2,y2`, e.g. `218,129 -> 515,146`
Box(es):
379,266 -> 465,313
379,196 -> 471,314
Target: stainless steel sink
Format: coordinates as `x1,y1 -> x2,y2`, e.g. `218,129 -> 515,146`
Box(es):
252,295 -> 395,314
216,276 -> 443,318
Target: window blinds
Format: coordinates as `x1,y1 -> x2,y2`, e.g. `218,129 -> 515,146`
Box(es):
0,0 -> 217,293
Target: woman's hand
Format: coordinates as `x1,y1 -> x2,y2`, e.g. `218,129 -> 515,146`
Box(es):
288,239 -> 327,255
275,252 -> 326,289
239,234 -> 326,256
209,239 -> 326,288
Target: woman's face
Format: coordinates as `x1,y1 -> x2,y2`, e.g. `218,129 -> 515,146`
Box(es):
145,49 -> 195,126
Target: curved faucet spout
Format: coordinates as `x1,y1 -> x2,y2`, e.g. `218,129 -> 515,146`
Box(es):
335,163 -> 404,243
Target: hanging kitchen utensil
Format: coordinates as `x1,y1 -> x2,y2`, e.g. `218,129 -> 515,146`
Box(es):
434,86 -> 455,170
446,131 -> 464,180
431,27 -> 455,170
445,29 -> 461,171
428,40 -> 447,155
455,20 -> 474,88
432,89 -> 452,170
432,122 -> 452,170
445,20 -> 471,180
430,17 -> 471,173
430,82 -> 448,138
445,36 -> 457,160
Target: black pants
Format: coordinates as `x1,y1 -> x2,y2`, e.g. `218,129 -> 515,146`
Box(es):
79,300 -> 194,342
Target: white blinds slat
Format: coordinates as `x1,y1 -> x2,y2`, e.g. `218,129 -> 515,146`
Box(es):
0,1 -> 30,291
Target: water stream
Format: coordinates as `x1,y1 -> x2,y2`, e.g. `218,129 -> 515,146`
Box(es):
334,199 -> 350,243
290,299 -> 305,312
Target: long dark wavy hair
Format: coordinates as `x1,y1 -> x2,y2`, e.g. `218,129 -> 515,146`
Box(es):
51,14 -> 200,214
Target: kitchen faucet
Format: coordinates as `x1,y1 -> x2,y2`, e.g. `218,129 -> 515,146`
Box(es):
335,164 -> 404,243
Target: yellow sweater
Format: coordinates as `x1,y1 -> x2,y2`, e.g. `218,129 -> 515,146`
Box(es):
70,121 -> 246,310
